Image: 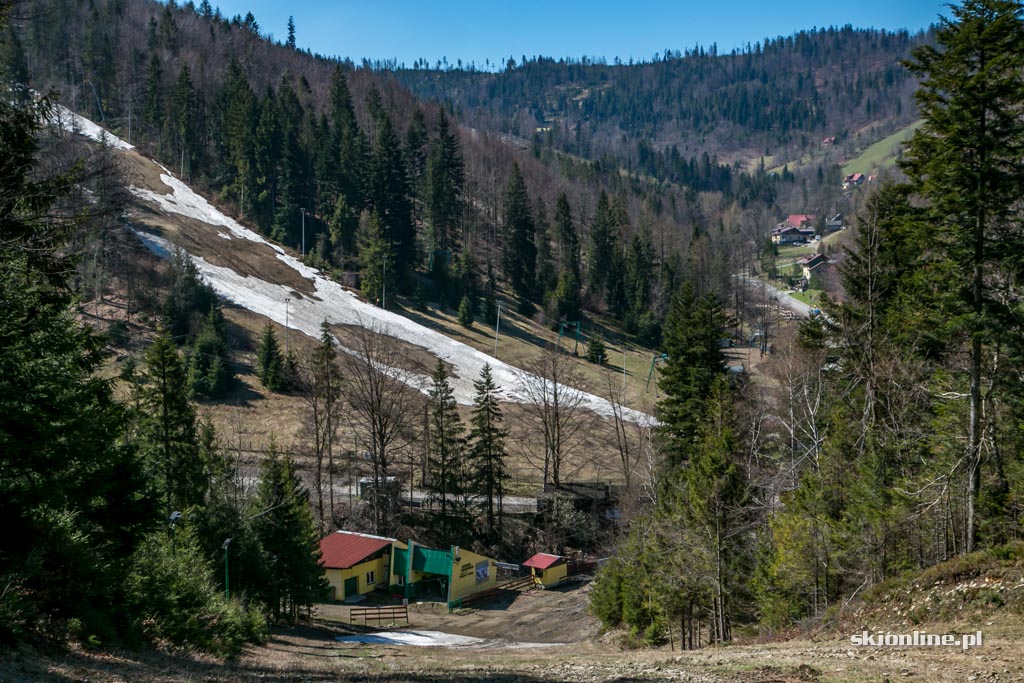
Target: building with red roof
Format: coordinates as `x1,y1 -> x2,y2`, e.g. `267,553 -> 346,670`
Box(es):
523,552 -> 568,588
320,531 -> 397,601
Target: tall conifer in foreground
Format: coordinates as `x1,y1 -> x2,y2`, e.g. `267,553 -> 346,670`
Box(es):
901,0 -> 1024,552
467,364 -> 509,541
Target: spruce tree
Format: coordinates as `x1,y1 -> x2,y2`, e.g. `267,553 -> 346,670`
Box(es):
425,107 -> 464,255
554,192 -> 580,283
137,328 -> 205,518
256,322 -> 285,391
285,15 -> 296,48
426,360 -> 467,543
900,0 -> 1024,552
467,364 -> 509,541
252,444 -> 327,622
501,163 -> 536,298
370,109 -> 415,275
534,197 -> 558,298
358,209 -> 396,307
585,334 -> 608,365
458,293 -> 475,328
657,284 -> 729,467
587,191 -> 616,297
188,305 -> 234,398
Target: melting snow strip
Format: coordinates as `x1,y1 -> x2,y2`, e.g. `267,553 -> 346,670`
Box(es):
335,630 -> 558,649
68,108 -> 652,424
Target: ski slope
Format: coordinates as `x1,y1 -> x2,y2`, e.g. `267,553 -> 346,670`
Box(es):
61,106 -> 651,424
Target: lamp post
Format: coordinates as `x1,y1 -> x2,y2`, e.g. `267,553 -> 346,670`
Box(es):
222,537 -> 232,600
381,253 -> 387,310
168,510 -> 181,557
299,208 -> 308,257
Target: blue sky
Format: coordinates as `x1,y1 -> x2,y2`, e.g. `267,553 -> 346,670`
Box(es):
208,0 -> 949,68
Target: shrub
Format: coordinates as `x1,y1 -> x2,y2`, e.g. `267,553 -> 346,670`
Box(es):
125,526 -> 266,655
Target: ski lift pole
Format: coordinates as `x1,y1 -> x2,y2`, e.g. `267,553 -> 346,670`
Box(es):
557,321 -> 580,354
645,353 -> 669,393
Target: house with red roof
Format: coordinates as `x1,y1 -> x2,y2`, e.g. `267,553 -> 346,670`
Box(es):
523,552 -> 568,588
320,530 -> 398,602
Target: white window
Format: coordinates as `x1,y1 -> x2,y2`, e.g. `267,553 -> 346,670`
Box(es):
366,570 -> 375,584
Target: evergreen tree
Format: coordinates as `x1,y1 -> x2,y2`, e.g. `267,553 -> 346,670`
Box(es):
370,108 -> 415,275
467,364 -> 509,541
137,329 -> 205,518
900,0 -> 1024,552
143,53 -> 164,137
585,333 -> 608,364
458,293 -> 475,328
534,198 -> 558,298
0,84 -> 150,642
187,305 -> 234,398
170,64 -> 202,177
256,322 -> 285,391
483,262 -> 499,325
328,67 -> 367,218
425,107 -> 463,255
554,192 -> 580,283
657,284 -> 729,467
252,444 -> 327,621
358,210 -> 396,307
285,15 -> 296,48
587,191 -> 617,297
501,163 -> 536,298
403,106 -> 428,196
551,268 -> 582,322
426,360 -> 467,543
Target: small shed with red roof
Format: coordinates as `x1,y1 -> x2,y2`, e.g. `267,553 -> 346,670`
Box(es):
523,552 -> 568,588
320,531 -> 397,602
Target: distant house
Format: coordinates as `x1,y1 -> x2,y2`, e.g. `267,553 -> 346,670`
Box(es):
772,225 -> 816,245
799,253 -> 830,281
822,136 -> 836,146
843,173 -> 865,189
523,553 -> 568,588
783,214 -> 816,228
824,213 -> 844,234
320,531 -> 396,602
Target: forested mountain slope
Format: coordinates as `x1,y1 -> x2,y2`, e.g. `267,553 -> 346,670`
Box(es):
395,27 -> 929,173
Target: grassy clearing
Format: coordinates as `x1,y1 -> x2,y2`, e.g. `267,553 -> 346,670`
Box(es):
789,290 -> 823,307
842,119 -> 922,177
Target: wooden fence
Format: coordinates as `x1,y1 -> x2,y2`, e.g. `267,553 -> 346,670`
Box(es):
449,574 -> 536,611
349,604 -> 409,627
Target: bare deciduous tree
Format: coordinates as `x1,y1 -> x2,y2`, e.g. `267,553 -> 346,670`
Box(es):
339,320 -> 424,534
515,346 -> 591,488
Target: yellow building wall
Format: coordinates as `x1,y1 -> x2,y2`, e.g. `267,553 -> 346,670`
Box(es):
532,563 -> 568,588
448,548 -> 497,602
324,555 -> 389,601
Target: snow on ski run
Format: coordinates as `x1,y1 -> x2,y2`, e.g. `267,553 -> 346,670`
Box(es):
64,109 -> 652,424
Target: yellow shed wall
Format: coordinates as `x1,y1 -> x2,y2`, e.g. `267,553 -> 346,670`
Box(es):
449,548 -> 497,602
532,563 -> 568,588
324,555 -> 389,601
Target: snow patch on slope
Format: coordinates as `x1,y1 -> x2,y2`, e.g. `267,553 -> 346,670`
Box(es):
64,109 -> 652,423
51,104 -> 135,151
